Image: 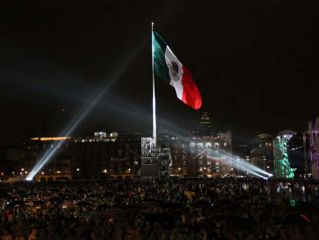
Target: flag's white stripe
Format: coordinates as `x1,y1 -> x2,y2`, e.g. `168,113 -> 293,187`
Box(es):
165,46 -> 184,100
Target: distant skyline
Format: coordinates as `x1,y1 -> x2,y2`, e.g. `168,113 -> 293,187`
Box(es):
1,0 -> 319,146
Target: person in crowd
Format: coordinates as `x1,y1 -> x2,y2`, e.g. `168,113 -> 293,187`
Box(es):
0,178 -> 318,239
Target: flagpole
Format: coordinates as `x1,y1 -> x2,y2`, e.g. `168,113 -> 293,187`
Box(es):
151,22 -> 157,148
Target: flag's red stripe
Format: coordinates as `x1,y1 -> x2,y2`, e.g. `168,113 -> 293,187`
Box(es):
181,67 -> 202,110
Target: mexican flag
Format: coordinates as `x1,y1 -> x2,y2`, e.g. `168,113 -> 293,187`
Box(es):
152,31 -> 202,110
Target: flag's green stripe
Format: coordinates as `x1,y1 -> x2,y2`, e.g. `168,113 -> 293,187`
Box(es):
153,31 -> 167,50
152,31 -> 170,81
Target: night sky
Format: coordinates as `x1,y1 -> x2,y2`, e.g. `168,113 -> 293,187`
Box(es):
1,0 -> 319,146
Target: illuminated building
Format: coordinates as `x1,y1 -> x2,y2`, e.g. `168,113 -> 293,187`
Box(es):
0,147 -> 24,175
169,137 -> 187,176
303,118 -> 319,179
189,132 -> 232,176
72,132 -> 140,179
166,111 -> 231,176
250,133 -> 274,173
23,136 -> 72,181
197,112 -> 213,136
273,130 -> 296,178
23,132 -> 140,180
139,131 -> 232,177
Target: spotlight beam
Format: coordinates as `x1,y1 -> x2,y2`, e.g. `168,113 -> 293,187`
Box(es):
26,41 -> 145,181
231,159 -> 269,179
26,82 -> 112,181
217,149 -> 273,177
207,154 -> 269,179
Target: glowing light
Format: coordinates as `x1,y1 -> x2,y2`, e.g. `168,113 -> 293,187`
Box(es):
30,137 -> 71,141
76,168 -> 80,172
103,169 -> 108,174
207,149 -> 272,179
300,214 -> 311,223
26,176 -> 33,181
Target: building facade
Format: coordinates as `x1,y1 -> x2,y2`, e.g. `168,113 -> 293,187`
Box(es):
0,147 -> 24,178
23,137 -> 72,181
197,112 -> 213,136
304,118 -> 319,179
72,132 -> 141,179
168,131 -> 232,177
250,133 -> 274,173
20,133 -> 140,181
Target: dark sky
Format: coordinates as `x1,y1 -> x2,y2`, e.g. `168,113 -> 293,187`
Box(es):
0,0 -> 319,146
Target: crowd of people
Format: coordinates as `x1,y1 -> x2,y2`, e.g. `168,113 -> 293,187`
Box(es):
0,178 -> 319,239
